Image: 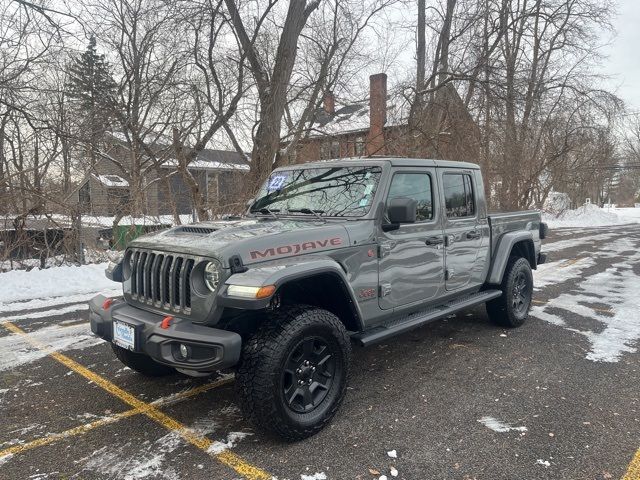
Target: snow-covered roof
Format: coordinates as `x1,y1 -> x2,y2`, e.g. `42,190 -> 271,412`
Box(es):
92,174 -> 129,187
161,149 -> 250,171
306,91 -> 411,138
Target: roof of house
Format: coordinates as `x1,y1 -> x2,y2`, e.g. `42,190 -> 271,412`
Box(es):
162,149 -> 250,171
304,84 -> 474,140
92,174 -> 129,187
306,90 -> 411,139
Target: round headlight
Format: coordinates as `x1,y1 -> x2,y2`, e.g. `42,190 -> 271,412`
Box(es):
204,261 -> 220,291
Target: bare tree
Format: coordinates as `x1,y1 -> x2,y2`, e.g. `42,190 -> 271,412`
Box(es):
224,0 -> 322,194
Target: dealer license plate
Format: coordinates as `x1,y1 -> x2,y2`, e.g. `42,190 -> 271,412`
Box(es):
113,321 -> 135,350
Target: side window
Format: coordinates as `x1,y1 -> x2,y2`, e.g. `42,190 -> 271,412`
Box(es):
387,173 -> 433,221
443,173 -> 475,218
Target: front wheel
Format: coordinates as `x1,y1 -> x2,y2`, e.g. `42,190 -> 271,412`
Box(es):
235,306 -> 351,441
486,256 -> 533,328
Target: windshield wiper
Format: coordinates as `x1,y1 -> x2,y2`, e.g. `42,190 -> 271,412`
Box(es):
254,207 -> 280,219
288,208 -> 325,221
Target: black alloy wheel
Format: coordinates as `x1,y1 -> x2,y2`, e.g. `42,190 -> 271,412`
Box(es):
282,336 -> 336,414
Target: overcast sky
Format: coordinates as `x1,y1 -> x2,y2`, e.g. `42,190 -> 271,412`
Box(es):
601,0 -> 640,111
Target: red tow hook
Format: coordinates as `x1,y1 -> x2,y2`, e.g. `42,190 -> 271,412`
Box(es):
160,316 -> 174,329
102,298 -> 114,310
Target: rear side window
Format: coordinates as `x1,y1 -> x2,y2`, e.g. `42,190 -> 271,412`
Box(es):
387,173 -> 433,221
443,173 -> 475,218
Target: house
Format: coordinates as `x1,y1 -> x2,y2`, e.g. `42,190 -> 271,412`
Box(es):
286,73 -> 481,165
69,133 -> 250,216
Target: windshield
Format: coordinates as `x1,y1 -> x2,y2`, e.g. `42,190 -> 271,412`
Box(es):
250,166 -> 382,217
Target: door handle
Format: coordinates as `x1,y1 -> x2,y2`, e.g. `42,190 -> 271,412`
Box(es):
425,236 -> 444,246
466,231 -> 481,240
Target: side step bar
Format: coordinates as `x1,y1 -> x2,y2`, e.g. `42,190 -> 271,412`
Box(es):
352,290 -> 503,347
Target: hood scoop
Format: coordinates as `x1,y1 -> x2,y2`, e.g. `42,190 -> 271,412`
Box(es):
171,225 -> 217,235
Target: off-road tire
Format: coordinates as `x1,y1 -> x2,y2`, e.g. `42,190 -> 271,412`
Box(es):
486,256 -> 533,328
111,344 -> 175,376
236,305 -> 351,441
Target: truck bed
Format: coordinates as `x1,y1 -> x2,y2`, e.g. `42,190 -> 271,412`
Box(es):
487,210 -> 542,256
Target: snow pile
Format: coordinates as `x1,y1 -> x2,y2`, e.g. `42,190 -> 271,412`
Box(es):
0,262 -> 118,305
543,203 -> 634,228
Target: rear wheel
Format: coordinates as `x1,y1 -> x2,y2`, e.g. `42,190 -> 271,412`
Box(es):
111,344 -> 175,376
235,305 -> 351,441
486,256 -> 533,328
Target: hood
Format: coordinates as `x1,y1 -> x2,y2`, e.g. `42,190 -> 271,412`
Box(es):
129,218 -> 352,267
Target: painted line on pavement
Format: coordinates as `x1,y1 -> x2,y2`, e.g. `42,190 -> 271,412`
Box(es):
0,377 -> 232,459
1,321 -> 271,480
622,448 -> 640,480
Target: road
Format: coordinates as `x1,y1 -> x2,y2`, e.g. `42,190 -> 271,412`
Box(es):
1,225 -> 639,480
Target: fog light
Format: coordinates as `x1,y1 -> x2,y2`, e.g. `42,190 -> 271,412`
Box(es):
179,344 -> 189,359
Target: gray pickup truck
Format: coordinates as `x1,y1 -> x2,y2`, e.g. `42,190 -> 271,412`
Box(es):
90,158 -> 547,440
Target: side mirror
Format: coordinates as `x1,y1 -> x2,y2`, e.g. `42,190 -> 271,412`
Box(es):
386,197 -> 417,226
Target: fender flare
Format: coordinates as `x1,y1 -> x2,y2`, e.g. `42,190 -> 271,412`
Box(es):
487,231 -> 535,285
218,257 -> 364,331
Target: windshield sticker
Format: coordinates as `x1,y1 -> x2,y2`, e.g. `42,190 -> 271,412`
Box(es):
268,174 -> 288,191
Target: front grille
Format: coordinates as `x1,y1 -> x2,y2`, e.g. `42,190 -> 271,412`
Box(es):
129,249 -> 195,313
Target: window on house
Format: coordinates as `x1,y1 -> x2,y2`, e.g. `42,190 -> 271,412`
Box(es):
79,182 -> 90,206
443,173 -> 475,218
330,140 -> 340,158
320,142 -> 330,160
387,173 -> 433,221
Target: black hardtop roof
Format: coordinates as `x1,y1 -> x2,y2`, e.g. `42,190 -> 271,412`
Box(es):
274,157 -> 480,171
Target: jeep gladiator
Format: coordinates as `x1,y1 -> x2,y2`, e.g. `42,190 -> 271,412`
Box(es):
89,158 -> 547,440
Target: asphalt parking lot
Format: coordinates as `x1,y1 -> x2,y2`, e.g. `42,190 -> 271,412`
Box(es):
1,225 -> 639,480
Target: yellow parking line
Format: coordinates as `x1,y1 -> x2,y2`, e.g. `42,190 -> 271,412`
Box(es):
0,377 -> 232,459
623,448 -> 640,480
1,321 -> 271,480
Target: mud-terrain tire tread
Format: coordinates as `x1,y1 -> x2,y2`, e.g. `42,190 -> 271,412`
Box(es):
111,344 -> 175,376
235,305 -> 351,441
486,256 -> 533,328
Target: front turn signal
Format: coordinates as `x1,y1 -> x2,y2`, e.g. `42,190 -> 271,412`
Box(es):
227,284 -> 276,299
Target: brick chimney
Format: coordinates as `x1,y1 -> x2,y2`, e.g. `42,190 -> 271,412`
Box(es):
323,90 -> 335,115
367,73 -> 387,155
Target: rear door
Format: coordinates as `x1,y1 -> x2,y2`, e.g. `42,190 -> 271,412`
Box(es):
439,169 -> 488,291
378,168 -> 445,310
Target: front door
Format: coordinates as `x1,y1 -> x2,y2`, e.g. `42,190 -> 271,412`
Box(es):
439,170 -> 486,291
378,169 -> 445,310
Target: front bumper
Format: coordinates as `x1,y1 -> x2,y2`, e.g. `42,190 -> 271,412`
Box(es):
89,295 -> 242,372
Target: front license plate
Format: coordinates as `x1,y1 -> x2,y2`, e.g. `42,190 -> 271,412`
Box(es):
113,321 -> 135,350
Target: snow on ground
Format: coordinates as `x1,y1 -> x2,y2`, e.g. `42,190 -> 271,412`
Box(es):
531,244 -> 640,362
0,263 -> 118,306
541,232 -> 618,253
0,322 -> 102,372
80,406 -> 251,480
478,416 -> 527,433
0,291 -> 120,314
301,473 -> 327,480
532,257 -> 596,289
543,204 -> 640,229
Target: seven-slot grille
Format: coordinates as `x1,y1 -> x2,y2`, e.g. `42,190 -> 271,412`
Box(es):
129,249 -> 195,313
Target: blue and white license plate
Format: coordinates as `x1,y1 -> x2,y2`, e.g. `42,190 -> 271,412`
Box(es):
113,321 -> 135,350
